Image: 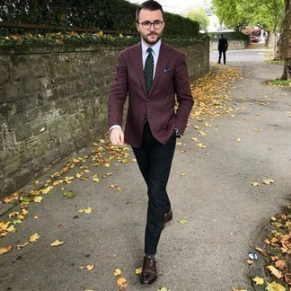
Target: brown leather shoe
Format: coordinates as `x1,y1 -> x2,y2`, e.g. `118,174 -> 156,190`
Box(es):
164,209 -> 173,224
140,257 -> 157,284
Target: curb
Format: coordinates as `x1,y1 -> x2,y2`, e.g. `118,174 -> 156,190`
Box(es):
249,225 -> 270,291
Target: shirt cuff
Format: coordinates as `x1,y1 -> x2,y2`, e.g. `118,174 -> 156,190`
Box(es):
109,125 -> 122,132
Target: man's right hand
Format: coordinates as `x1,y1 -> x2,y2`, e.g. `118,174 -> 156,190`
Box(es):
110,127 -> 125,146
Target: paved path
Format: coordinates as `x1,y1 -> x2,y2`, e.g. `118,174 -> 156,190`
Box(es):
0,50 -> 290,291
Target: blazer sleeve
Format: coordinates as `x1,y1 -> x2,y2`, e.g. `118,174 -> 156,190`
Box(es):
107,51 -> 128,129
173,53 -> 194,134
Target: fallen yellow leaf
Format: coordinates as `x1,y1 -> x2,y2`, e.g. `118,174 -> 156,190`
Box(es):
29,189 -> 42,196
253,276 -> 264,285
79,207 -> 93,214
0,221 -> 10,231
196,143 -> 206,149
255,246 -> 267,256
2,192 -> 19,203
34,196 -> 43,203
29,233 -> 40,242
41,186 -> 53,195
135,267 -> 142,275
266,281 -> 286,291
8,212 -> 19,218
252,182 -> 260,187
116,277 -> 128,289
198,130 -> 207,136
204,122 -> 212,127
7,225 -> 16,233
17,243 -> 28,249
114,268 -> 122,276
21,208 -> 28,215
266,265 -> 283,279
50,240 -> 64,247
179,218 -> 187,224
0,245 -> 12,255
86,264 -> 95,271
53,180 -> 63,186
263,179 -> 274,185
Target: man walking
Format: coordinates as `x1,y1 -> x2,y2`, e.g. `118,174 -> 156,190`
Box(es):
218,34 -> 228,64
108,0 -> 194,285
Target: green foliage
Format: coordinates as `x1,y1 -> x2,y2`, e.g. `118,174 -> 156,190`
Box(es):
208,31 -> 249,41
212,0 -> 247,30
270,79 -> 291,86
0,0 -> 199,37
212,0 -> 284,32
164,12 -> 199,36
185,7 -> 210,31
0,31 -> 205,48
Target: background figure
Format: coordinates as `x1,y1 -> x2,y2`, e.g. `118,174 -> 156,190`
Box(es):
108,0 -> 194,286
218,34 -> 228,64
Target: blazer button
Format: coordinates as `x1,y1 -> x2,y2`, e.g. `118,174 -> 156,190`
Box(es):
146,99 -> 150,102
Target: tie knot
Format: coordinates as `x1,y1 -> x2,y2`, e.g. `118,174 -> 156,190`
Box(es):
147,47 -> 153,54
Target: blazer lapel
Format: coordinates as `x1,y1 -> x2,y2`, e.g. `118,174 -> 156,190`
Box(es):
132,43 -> 147,96
149,43 -> 169,94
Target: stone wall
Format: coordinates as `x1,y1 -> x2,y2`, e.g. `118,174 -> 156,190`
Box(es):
0,40 -> 209,196
210,39 -> 250,51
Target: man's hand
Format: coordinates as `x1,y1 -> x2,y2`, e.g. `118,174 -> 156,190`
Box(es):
110,127 -> 125,146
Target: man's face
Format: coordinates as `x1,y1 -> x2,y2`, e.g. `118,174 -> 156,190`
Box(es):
136,8 -> 165,45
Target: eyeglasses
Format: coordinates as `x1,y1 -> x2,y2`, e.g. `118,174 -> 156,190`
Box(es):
137,20 -> 164,30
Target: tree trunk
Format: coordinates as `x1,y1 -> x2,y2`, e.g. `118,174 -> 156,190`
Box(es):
266,31 -> 276,50
274,35 -> 283,60
280,0 -> 291,79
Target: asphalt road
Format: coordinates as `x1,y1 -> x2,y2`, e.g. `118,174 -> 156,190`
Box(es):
0,47 -> 290,291
210,45 -> 273,63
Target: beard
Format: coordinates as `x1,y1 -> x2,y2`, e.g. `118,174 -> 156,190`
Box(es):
140,31 -> 162,45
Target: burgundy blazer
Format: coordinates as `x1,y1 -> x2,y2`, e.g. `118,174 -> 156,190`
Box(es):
108,42 -> 194,148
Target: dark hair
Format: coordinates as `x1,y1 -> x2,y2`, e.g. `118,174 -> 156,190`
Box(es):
135,1 -> 165,22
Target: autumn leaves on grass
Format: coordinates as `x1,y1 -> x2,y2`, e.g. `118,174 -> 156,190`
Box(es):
251,211 -> 291,290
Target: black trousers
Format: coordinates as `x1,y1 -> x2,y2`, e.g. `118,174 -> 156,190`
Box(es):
218,50 -> 226,64
132,122 -> 176,255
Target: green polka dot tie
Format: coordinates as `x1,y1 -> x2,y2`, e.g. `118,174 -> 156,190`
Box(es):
144,48 -> 154,93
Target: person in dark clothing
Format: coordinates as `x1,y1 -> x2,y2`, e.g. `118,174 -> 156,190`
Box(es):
218,34 -> 228,64
108,0 -> 194,285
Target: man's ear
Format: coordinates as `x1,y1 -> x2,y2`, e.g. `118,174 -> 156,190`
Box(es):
136,23 -> 140,32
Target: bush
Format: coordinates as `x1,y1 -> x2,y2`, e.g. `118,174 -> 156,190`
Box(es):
0,0 -> 199,37
208,31 -> 249,41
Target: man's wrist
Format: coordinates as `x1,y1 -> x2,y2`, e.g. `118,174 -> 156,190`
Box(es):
109,125 -> 121,132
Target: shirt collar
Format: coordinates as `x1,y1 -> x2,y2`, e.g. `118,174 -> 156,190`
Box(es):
141,40 -> 161,56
